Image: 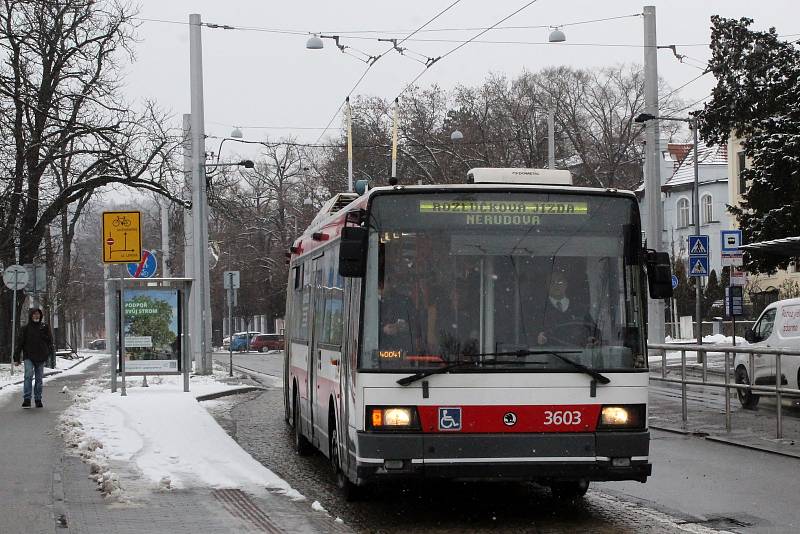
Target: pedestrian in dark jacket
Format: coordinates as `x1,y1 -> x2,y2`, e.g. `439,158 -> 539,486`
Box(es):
14,308 -> 54,408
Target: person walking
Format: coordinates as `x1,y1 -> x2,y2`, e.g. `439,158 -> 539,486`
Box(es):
13,308 -> 54,408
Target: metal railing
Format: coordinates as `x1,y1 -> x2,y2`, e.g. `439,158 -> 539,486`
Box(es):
648,343 -> 800,439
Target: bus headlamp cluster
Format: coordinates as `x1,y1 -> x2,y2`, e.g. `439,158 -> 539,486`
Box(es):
598,404 -> 645,430
367,406 -> 420,431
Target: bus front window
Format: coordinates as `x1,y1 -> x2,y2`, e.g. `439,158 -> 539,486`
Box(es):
361,192 -> 646,373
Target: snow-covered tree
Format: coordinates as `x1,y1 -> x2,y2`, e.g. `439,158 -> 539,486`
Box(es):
700,16 -> 800,274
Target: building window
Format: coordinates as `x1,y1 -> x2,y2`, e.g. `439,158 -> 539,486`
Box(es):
677,198 -> 690,228
701,194 -> 713,224
737,151 -> 747,194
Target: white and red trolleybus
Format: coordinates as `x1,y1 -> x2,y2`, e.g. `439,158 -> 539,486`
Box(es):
283,168 -> 672,500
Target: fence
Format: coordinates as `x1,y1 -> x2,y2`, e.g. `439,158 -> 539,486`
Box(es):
648,342 -> 800,439
664,320 -> 755,339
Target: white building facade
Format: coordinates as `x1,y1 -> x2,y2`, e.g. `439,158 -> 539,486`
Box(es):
638,140 -> 733,277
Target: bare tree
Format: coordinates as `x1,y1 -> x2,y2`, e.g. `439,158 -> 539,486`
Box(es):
0,0 -> 181,359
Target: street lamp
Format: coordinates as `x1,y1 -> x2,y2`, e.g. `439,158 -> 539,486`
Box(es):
450,130 -> 464,142
635,111 -> 703,358
548,27 -> 566,43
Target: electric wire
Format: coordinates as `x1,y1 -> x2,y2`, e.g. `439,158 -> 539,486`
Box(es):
393,0 -> 543,101
659,71 -> 711,104
313,0 -> 464,144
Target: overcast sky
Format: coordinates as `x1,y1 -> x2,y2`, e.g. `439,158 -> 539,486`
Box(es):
126,0 -> 798,156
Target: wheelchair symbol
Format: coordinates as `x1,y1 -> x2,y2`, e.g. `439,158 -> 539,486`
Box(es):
438,407 -> 461,431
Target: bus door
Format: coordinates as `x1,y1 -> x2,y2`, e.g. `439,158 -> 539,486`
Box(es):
308,254 -> 325,447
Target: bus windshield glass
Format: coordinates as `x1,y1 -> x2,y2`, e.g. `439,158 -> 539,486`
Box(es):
360,191 -> 646,373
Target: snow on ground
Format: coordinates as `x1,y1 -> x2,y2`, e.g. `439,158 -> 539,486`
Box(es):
59,365 -> 304,504
0,352 -> 99,395
649,335 -> 749,368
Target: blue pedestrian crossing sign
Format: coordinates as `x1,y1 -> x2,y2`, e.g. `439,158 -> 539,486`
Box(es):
689,257 -> 709,277
688,235 -> 710,256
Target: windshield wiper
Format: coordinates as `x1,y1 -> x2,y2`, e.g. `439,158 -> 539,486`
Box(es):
397,360 -> 481,386
518,349 -> 610,385
396,349 -> 610,386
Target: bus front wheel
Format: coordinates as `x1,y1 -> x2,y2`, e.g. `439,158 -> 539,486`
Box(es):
550,480 -> 589,501
329,411 -> 361,501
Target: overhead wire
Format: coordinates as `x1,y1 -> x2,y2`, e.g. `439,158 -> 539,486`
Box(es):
659,71 -> 711,104
393,0 -> 543,101
313,0 -> 465,144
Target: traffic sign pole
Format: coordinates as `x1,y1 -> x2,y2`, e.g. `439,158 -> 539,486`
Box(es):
228,272 -> 234,378
10,271 -> 17,376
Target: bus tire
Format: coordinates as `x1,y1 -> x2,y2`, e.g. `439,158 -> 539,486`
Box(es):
735,365 -> 760,409
329,408 -> 361,501
550,480 -> 589,501
293,391 -> 313,456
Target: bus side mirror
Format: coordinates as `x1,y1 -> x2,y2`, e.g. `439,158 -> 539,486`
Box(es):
645,250 -> 673,299
339,227 -> 368,277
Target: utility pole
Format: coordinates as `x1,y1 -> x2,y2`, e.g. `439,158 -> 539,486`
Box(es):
160,198 -> 170,279
547,108 -> 556,169
643,5 -> 666,349
190,14 -> 212,374
182,113 -> 197,372
692,120 -> 703,360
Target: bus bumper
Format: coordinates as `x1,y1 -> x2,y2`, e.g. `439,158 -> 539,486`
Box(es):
353,431 -> 651,483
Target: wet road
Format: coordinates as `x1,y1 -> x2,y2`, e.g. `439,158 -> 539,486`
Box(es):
211,351 -> 799,533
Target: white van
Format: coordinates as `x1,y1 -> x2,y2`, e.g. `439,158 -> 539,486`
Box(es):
735,298 -> 800,408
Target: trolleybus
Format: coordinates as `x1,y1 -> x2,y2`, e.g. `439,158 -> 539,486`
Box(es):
283,168 -> 672,499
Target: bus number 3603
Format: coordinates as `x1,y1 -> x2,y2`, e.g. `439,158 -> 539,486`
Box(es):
543,410 -> 582,425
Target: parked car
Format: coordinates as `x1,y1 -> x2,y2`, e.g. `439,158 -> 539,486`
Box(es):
229,331 -> 261,352
736,298 -> 800,408
250,334 -> 284,352
88,339 -> 106,350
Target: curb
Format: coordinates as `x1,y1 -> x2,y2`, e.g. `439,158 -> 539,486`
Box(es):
650,424 -> 800,459
195,386 -> 266,402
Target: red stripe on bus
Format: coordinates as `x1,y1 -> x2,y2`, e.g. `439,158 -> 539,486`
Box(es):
417,404 -> 602,433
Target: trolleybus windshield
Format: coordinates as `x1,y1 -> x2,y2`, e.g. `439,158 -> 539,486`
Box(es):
360,191 -> 647,373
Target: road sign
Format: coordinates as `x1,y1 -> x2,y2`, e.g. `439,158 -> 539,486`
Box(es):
102,211 -> 142,264
126,250 -> 158,278
3,265 -> 28,290
23,263 -> 46,293
689,257 -> 709,277
688,235 -> 710,256
721,252 -> 744,267
725,286 -> 744,317
721,230 -> 742,252
671,274 -> 679,289
223,271 -> 240,289
730,269 -> 747,286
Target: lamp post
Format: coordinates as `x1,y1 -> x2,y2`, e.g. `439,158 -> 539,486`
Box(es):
636,112 -> 703,358
189,13 -> 255,374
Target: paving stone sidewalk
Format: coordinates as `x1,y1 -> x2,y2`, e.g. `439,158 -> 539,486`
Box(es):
0,359 -> 351,534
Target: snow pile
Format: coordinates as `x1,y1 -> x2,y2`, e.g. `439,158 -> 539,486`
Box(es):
59,368 -> 303,503
651,334 -> 749,368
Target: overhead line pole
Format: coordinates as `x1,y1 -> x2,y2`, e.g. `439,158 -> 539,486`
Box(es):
643,5 -> 665,349
190,14 -> 212,374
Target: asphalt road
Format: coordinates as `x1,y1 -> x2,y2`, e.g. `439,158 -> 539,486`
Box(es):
211,351 -> 800,533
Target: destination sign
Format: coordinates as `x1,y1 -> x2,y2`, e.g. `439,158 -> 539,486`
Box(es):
419,200 -> 588,215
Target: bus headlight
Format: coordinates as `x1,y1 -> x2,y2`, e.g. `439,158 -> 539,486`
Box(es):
366,406 -> 420,431
598,404 -> 645,430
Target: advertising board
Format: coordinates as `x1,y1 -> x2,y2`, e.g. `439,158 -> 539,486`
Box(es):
123,288 -> 181,373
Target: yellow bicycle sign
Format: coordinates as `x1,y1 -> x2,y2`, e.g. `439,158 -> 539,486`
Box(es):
102,211 -> 142,263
